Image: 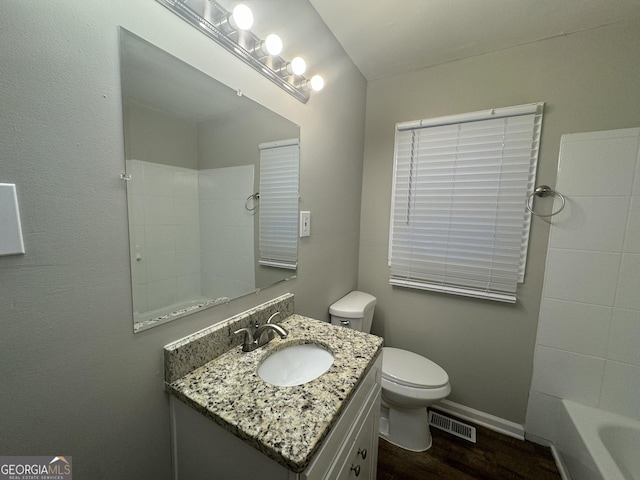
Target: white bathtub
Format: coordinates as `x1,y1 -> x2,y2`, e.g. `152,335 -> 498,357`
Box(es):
556,399 -> 640,480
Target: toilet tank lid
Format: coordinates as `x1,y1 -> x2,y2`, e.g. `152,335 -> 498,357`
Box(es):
382,347 -> 449,388
329,291 -> 377,318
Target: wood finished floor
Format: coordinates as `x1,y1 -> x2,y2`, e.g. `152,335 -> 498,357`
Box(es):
376,416 -> 561,480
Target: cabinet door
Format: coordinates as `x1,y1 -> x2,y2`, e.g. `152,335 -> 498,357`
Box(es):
305,355 -> 382,480
329,397 -> 379,480
170,396 -> 292,480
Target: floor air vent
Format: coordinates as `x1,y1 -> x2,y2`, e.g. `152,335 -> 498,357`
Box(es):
428,411 -> 477,443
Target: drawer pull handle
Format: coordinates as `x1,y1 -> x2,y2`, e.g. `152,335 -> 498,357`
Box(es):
340,320 -> 351,326
350,464 -> 361,477
357,448 -> 367,459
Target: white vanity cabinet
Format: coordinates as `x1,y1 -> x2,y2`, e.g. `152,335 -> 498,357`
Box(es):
322,396 -> 378,480
169,354 -> 382,480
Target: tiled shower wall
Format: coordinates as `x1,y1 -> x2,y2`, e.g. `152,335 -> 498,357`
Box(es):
526,128 -> 640,440
126,159 -> 202,316
126,160 -> 255,318
199,165 -> 255,300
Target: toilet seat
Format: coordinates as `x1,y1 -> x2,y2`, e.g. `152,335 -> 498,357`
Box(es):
382,347 -> 449,389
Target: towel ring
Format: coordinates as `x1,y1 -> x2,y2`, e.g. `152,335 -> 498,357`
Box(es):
526,185 -> 565,217
245,192 -> 260,211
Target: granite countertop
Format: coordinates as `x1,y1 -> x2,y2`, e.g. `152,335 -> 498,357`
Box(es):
167,314 -> 383,473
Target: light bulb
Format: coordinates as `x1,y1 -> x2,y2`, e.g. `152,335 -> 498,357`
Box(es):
264,34 -> 283,56
309,75 -> 324,92
290,57 -> 306,76
231,4 -> 253,30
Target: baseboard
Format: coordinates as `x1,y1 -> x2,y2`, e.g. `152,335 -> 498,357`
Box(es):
525,433 -> 571,480
550,444 -> 572,480
431,399 -> 525,441
524,432 -> 552,446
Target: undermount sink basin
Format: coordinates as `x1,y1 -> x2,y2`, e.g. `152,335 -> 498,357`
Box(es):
258,343 -> 334,387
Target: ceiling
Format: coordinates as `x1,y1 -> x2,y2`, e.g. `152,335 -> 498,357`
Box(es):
308,0 -> 640,81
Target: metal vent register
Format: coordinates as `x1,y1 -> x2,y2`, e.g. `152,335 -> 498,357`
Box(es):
428,411 -> 477,443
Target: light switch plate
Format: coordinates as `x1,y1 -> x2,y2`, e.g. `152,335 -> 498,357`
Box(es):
300,211 -> 310,237
0,183 -> 25,256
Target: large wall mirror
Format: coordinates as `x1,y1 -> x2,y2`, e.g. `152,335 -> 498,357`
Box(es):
119,28 -> 299,333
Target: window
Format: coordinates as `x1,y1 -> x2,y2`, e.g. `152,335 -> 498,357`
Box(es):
258,138 -> 299,270
389,103 -> 544,303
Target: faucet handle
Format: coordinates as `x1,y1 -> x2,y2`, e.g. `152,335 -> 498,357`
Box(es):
234,327 -> 254,346
264,312 -> 281,342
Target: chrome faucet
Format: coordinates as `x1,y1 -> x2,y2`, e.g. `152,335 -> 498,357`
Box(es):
234,312 -> 288,352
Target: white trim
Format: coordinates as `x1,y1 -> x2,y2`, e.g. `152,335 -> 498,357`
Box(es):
258,260 -> 297,270
524,434 -> 572,480
526,433 -> 572,480
431,399 -> 525,440
550,444 -> 573,480
389,278 -> 516,303
169,395 -> 179,480
525,432 -> 553,446
397,102 -> 541,130
258,138 -> 299,149
560,126 -> 640,143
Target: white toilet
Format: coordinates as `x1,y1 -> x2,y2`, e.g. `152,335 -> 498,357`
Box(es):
329,291 -> 451,452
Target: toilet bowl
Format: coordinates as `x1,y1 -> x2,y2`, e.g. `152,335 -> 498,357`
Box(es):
329,291 -> 451,452
380,347 -> 451,451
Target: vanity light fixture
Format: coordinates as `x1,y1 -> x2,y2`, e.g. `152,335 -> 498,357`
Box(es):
308,75 -> 325,92
290,57 -> 307,76
230,4 -> 253,30
213,3 -> 253,32
155,0 -> 325,103
264,34 -> 283,56
252,33 -> 283,59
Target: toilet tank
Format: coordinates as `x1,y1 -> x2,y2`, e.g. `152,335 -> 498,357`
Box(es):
329,291 -> 377,333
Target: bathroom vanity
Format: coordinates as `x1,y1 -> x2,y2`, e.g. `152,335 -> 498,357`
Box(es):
164,294 -> 383,479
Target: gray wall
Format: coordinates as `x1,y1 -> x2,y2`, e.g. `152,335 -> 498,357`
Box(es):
198,107 -> 298,170
124,102 -> 199,168
359,17 -> 640,424
0,1 -> 365,478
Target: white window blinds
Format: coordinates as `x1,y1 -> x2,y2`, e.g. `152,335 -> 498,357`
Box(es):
259,138 -> 299,270
389,103 -> 544,303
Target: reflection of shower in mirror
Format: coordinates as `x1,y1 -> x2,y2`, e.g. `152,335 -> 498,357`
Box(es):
119,28 -> 300,332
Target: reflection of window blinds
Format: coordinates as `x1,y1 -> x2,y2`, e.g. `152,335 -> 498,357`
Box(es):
389,103 -> 543,303
259,139 -> 299,270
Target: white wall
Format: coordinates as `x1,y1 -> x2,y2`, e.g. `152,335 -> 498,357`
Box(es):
526,128 -> 640,440
0,1 -> 366,478
359,16 -> 640,424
